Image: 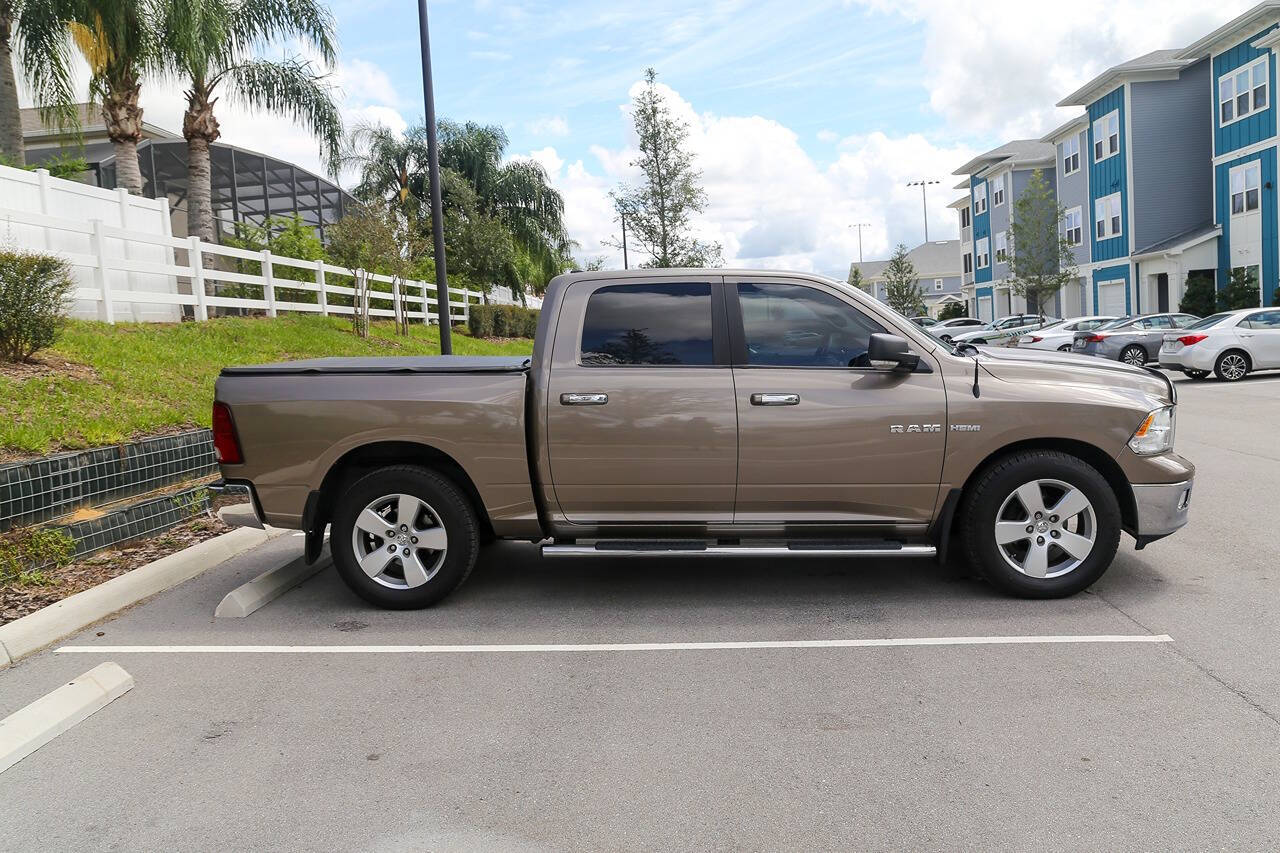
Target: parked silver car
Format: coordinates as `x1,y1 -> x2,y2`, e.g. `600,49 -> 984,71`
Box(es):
1071,313 -> 1201,365
949,314 -> 1060,347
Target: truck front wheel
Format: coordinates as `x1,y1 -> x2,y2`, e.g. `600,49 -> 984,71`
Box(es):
331,466 -> 480,609
960,451 -> 1121,598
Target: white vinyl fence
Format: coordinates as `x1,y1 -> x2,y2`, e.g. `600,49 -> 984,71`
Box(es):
0,165 -> 507,325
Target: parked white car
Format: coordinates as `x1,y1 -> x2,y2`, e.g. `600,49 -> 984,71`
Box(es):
1016,316 -> 1118,352
1159,308 -> 1280,381
925,316 -> 988,341
949,314 -> 1061,347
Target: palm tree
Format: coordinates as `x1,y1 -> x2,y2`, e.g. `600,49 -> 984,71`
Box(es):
157,0 -> 342,243
1,0 -> 81,166
436,119 -> 571,292
68,0 -> 157,194
341,121 -> 429,211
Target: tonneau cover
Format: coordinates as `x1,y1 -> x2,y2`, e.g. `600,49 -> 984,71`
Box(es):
220,355 -> 531,376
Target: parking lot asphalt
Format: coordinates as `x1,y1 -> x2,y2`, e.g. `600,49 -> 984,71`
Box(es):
2,375 -> 1279,851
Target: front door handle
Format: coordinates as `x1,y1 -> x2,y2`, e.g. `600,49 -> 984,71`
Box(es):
561,392 -> 608,406
750,392 -> 800,406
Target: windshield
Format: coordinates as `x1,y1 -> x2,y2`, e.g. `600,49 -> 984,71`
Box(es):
1183,312 -> 1232,330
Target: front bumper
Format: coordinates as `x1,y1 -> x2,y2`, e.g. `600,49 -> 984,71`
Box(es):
1130,478 -> 1193,549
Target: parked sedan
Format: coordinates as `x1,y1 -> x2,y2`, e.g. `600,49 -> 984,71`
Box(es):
950,314 -> 1061,347
1016,316 -> 1118,352
1071,313 -> 1200,365
1159,308 -> 1280,381
926,316 -> 988,341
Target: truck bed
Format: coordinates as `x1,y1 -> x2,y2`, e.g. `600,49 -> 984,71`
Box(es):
220,355 -> 531,376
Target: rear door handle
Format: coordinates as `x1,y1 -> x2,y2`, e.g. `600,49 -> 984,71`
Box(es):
560,392 -> 608,406
750,393 -> 800,406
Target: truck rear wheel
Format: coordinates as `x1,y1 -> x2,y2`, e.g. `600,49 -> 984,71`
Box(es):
331,465 -> 479,609
960,451 -> 1121,598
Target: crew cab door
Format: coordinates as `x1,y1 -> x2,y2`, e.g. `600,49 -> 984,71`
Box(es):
544,276 -> 738,525
728,278 -> 946,525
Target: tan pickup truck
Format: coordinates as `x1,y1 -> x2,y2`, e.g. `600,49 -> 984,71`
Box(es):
213,269 -> 1193,608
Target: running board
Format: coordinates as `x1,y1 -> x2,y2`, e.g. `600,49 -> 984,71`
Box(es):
541,541 -> 937,558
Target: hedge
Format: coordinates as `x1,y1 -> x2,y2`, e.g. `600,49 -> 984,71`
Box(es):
468,304 -> 539,339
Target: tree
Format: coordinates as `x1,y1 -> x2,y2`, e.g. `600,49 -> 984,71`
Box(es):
938,300 -> 966,321
342,121 -> 430,213
1219,266 -> 1261,310
1180,270 -> 1217,316
610,68 -> 721,268
1,0 -> 81,166
158,0 -> 342,242
882,243 -> 925,316
1007,169 -> 1076,317
847,265 -> 870,293
68,1 -> 158,194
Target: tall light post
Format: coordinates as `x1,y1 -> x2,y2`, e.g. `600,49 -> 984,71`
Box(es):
848,222 -> 871,263
417,0 -> 452,354
906,179 -> 940,242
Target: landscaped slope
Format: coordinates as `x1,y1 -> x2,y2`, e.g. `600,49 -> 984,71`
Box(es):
2,316 -> 534,457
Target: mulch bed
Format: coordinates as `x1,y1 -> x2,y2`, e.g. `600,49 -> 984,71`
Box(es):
0,511 -> 231,627
0,355 -> 98,383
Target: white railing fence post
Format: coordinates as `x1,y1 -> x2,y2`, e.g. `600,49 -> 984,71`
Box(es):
188,235 -> 208,321
261,249 -> 277,317
316,260 -> 328,316
420,280 -> 429,324
90,219 -> 114,324
36,169 -> 51,252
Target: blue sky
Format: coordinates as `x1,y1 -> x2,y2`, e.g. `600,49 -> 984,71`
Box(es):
32,0 -> 1257,277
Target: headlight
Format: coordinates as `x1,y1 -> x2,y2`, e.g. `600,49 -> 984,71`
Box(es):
1128,406 -> 1175,455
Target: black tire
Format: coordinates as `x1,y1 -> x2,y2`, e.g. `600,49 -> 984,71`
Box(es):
1057,344 -> 1072,352
1120,345 -> 1147,366
1185,369 -> 1209,380
940,334 -> 953,343
331,465 -> 479,609
1214,349 -> 1250,382
959,450 -> 1121,599
970,338 -> 988,345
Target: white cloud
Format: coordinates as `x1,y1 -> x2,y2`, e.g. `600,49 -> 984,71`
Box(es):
854,0 -> 1258,139
816,129 -> 838,143
531,79 -> 974,275
526,115 -> 571,137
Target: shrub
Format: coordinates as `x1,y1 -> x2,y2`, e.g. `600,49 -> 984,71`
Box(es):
0,526 -> 75,586
1218,267 -> 1261,311
1180,271 -> 1217,316
937,301 -> 966,321
0,249 -> 75,362
468,304 -> 538,339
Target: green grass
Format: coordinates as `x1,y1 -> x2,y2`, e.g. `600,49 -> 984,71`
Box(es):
2,315 -> 533,457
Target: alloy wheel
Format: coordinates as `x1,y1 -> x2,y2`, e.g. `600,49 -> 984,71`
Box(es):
1219,353 -> 1248,381
1121,346 -> 1147,366
994,479 -> 1096,579
350,493 -> 449,589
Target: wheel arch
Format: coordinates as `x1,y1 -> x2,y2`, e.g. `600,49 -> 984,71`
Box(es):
958,438 -> 1137,532
314,441 -> 494,543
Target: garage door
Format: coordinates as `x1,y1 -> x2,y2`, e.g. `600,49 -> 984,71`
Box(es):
978,296 -> 993,322
1097,281 -> 1126,316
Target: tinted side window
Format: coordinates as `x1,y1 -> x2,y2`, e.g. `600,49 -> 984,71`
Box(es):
1248,310 -> 1280,329
1171,315 -> 1198,328
1146,316 -> 1174,329
580,283 -> 715,366
737,283 -> 886,367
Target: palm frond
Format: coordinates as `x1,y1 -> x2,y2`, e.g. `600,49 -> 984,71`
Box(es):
232,0 -> 336,66
225,56 -> 343,175
12,0 -> 82,133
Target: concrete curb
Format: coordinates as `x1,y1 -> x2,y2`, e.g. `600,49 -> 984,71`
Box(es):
0,661 -> 135,773
0,526 -> 285,667
215,543 -> 331,618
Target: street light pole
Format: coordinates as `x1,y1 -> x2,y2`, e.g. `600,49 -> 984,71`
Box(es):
906,179 -> 940,242
417,0 -> 452,355
621,211 -> 629,270
848,222 -> 871,263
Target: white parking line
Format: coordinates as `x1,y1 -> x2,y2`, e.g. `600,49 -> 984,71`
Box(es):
56,634 -> 1173,655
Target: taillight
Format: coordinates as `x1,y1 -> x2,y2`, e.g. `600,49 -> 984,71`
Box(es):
212,402 -> 244,464
1177,334 -> 1208,346
1085,334 -> 1107,343
1028,336 -> 1043,343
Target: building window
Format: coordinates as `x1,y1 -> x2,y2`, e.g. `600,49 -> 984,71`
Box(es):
992,174 -> 1006,206
961,206 -> 971,228
963,252 -> 973,274
1062,135 -> 1081,175
1095,192 -> 1122,240
994,231 -> 1008,262
1220,57 -> 1268,126
1093,111 -> 1119,162
1231,162 -> 1261,214
976,237 -> 990,268
1064,207 -> 1083,246
934,279 -> 944,291
972,183 -> 987,215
